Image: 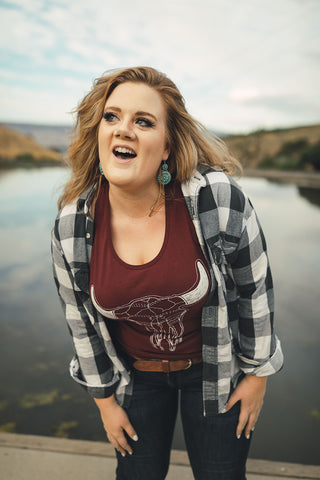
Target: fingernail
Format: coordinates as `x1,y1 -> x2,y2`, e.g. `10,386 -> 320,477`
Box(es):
121,452 -> 126,457
251,426 -> 255,432
221,408 -> 227,414
132,435 -> 138,442
246,434 -> 250,440
237,434 -> 241,439
129,451 -> 133,455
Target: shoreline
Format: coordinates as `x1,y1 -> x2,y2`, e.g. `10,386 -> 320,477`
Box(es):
243,168 -> 320,189
1,163 -> 320,189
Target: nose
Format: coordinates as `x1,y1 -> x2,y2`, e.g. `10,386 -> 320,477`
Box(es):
114,121 -> 135,140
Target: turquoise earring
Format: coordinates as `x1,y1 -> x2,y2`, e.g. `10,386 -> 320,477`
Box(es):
158,161 -> 171,185
99,162 -> 104,176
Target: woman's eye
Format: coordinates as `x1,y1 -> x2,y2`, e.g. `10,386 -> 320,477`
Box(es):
103,112 -> 118,122
136,118 -> 154,128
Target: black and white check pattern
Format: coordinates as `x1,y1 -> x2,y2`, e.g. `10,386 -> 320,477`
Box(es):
51,166 -> 283,415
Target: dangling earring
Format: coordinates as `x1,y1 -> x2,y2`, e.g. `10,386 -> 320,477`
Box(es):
158,161 -> 171,185
99,162 -> 104,176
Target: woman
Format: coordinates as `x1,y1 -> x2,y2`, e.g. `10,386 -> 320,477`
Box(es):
52,66 -> 283,480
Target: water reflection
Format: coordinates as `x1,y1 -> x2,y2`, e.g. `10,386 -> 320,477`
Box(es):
0,167 -> 319,465
298,187 -> 320,208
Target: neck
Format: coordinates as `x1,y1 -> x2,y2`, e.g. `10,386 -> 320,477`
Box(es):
108,182 -> 164,218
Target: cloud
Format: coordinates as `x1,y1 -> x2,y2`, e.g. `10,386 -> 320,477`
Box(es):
233,91 -> 319,116
0,81 -> 77,123
0,0 -> 319,131
0,6 -> 55,57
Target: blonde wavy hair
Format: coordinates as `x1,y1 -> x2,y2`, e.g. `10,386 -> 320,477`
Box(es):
58,66 -> 241,209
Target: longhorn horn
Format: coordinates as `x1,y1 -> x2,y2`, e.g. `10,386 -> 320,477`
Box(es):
90,285 -> 117,319
180,261 -> 209,305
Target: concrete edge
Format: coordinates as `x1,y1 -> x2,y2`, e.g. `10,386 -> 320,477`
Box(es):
0,433 -> 319,479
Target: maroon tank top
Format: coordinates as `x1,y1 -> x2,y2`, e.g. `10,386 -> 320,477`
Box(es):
90,182 -> 210,359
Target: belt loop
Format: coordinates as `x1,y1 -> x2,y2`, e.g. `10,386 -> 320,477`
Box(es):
161,359 -> 170,373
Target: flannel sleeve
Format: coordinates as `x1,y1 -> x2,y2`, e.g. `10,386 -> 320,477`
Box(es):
229,197 -> 283,376
51,225 -> 120,398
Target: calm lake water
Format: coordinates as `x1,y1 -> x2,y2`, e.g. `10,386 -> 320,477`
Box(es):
0,167 -> 319,465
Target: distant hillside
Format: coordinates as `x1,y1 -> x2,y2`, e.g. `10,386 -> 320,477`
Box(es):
0,125 -> 63,167
3,122 -> 71,152
1,121 -> 319,172
224,124 -> 320,171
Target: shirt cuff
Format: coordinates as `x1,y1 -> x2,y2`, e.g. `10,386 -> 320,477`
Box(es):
69,356 -> 120,398
239,336 -> 284,376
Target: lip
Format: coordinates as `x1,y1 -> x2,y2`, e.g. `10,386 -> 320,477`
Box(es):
113,155 -> 134,164
112,144 -> 137,164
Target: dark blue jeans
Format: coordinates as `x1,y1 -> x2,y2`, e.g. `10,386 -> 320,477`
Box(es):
115,363 -> 251,480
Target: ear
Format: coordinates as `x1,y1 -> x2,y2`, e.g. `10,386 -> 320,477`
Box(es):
163,139 -> 170,161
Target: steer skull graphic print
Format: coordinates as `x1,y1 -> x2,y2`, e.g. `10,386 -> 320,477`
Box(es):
91,261 -> 209,352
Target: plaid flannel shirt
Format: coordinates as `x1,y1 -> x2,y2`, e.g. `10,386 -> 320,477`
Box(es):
51,165 -> 283,416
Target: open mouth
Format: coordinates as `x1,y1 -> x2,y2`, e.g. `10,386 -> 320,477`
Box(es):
113,147 -> 137,160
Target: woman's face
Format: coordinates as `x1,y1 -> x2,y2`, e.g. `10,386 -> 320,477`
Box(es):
98,82 -> 170,193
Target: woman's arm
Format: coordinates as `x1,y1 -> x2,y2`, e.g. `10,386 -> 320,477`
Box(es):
51,225 -> 119,398
225,195 -> 283,437
52,226 -> 138,453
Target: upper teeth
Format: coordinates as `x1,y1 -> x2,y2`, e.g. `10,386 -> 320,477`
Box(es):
115,147 -> 135,154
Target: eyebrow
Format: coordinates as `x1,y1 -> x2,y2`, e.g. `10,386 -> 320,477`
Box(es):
104,106 -> 158,122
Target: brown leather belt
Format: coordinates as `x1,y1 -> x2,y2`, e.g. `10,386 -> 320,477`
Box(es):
132,356 -> 202,373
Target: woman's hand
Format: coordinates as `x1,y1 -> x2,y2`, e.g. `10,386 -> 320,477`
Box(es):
225,375 -> 267,439
94,395 -> 138,456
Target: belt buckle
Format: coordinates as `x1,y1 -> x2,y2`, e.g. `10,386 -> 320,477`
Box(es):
184,359 -> 192,370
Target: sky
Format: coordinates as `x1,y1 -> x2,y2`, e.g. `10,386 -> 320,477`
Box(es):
0,0 -> 319,134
